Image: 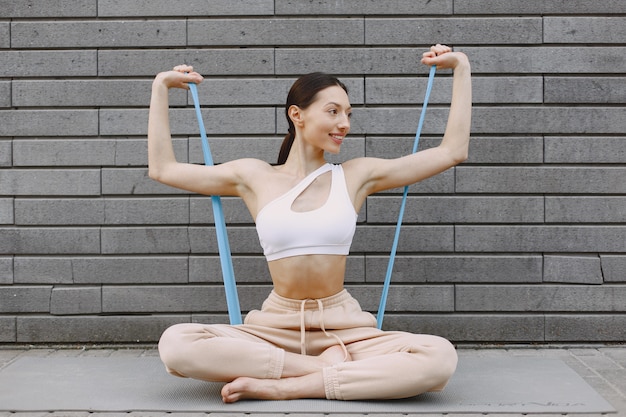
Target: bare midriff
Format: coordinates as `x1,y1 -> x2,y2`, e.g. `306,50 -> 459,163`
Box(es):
268,254 -> 347,300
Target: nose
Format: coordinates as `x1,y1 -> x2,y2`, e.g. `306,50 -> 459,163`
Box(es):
338,112 -> 350,131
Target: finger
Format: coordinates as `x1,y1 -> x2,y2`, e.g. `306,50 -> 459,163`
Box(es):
173,64 -> 194,73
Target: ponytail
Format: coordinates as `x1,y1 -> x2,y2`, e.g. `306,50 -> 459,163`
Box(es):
277,129 -> 295,165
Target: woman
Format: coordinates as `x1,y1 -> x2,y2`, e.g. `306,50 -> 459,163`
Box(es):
149,44 -> 471,403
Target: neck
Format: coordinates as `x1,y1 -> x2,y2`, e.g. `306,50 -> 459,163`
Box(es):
283,137 -> 327,177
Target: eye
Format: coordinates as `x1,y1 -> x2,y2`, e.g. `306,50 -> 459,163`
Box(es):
329,108 -> 338,115
347,112 -> 352,119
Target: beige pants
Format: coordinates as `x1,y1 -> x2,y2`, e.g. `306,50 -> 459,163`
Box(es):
158,289 -> 457,400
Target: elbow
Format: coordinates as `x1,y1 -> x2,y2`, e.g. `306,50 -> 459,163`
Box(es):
452,149 -> 468,165
148,164 -> 164,183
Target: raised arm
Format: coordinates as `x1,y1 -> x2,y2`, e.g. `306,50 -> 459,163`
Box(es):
349,45 -> 472,203
147,65 -> 243,196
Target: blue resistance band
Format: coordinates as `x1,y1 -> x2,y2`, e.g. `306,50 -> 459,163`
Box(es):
376,65 -> 436,329
188,82 -> 243,325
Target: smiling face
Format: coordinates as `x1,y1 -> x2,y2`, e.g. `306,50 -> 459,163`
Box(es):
293,85 -> 352,154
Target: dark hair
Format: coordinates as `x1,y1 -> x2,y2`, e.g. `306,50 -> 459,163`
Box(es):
277,72 -> 348,165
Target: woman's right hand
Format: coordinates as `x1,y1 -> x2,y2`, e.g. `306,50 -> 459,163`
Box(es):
421,44 -> 469,71
153,64 -> 204,90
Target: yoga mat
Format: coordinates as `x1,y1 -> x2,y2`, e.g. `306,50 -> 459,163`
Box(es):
0,355 -> 615,414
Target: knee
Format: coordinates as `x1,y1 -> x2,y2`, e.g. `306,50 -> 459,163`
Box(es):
157,323 -> 201,376
438,336 -> 458,373
428,336 -> 458,388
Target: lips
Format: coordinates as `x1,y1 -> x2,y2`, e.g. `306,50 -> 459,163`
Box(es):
330,134 -> 344,145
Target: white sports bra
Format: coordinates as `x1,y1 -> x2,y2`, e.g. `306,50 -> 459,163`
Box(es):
255,163 -> 358,261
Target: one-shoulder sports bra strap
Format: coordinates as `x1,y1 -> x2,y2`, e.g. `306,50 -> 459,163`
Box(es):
257,163 -> 332,219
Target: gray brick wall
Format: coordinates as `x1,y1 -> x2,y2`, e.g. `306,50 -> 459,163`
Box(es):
0,1 -> 625,345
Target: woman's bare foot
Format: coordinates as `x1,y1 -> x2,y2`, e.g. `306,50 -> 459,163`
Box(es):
221,372 -> 325,403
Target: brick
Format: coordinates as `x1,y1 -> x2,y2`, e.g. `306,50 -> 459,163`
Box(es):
454,0 -> 626,14
101,168 -> 188,195
544,255 -> 603,285
51,286 -> 102,315
601,256 -> 626,283
194,77 -> 364,106
102,285 -> 224,313
466,137 -> 544,164
350,285 -> 454,312
456,167 -> 626,194
0,110 -> 98,136
367,196 -> 544,224
13,139 -> 116,166
0,257 -> 12,284
365,77 -> 543,105
365,255 -> 543,283
105,138 -> 186,169
11,20 -> 186,48
73,256 -> 189,284
189,226 -> 259,254
545,137 -> 626,163
0,169 -> 101,196
384,314 -> 545,342
354,107 -> 448,135
99,108 -> 275,136
0,0 -> 96,17
0,286 -> 51,313
15,198 -> 104,225
474,107 -> 626,134
353,225 -> 454,253
275,0 -> 452,15
237,285 -> 275,311
16,315 -> 185,343
0,228 -> 100,255
0,198 -> 12,224
0,81 -> 9,107
545,77 -> 626,104
463,46 -> 626,74
101,227 -> 191,254
0,51 -> 96,77
12,80 -> 186,107
545,17 -> 626,43
112,138 -> 153,167
98,0 -> 274,16
0,317 -> 14,342
455,226 -> 626,253
546,197 -> 626,223
366,18 -> 542,45
196,79 -> 293,106
276,47 -> 427,75
359,106 -> 626,136
104,197 -> 190,225
0,141 -> 11,166
190,197 -> 253,224
188,137 -> 290,165
98,49 -> 274,76
546,315 -> 626,342
456,285 -> 626,312
14,257 -> 73,284
0,22 -> 8,48
188,18 -> 364,46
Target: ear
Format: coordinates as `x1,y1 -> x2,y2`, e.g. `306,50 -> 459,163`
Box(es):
288,105 -> 305,128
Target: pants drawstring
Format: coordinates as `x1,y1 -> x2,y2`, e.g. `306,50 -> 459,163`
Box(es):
299,298 -> 349,361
